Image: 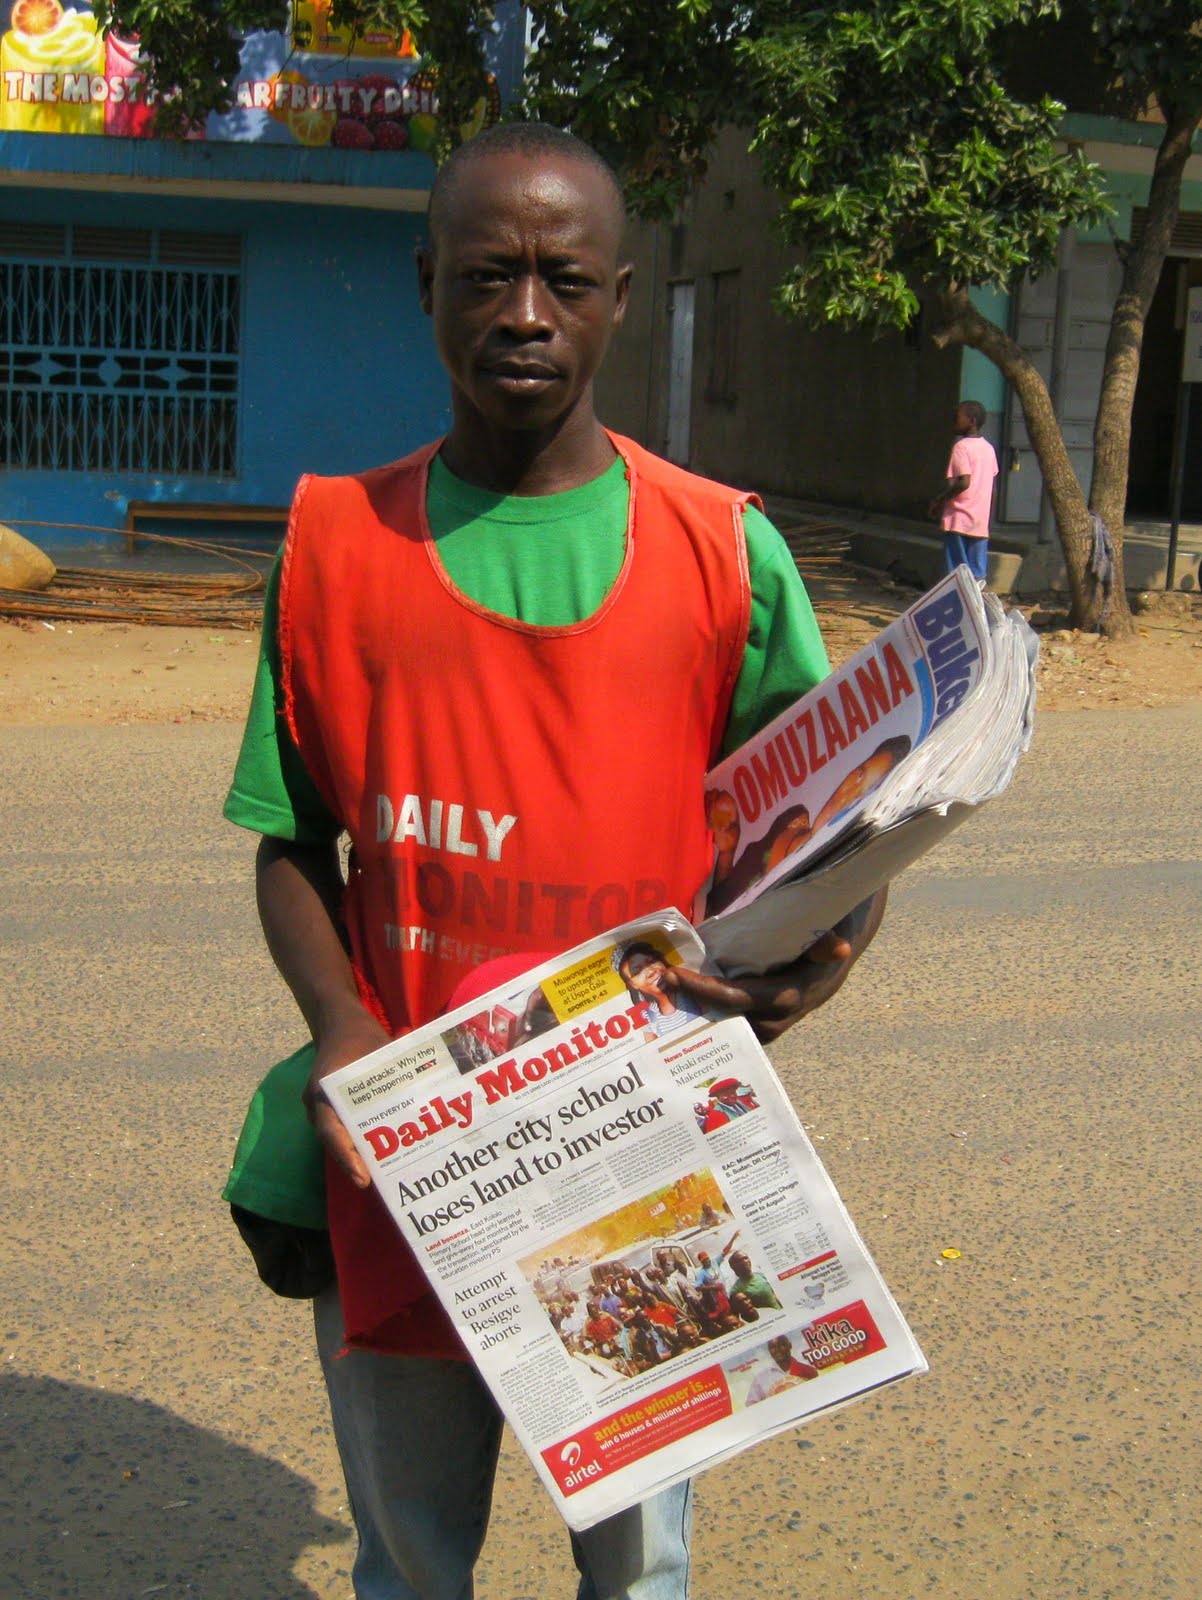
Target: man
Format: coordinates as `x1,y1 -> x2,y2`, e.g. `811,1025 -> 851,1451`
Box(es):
726,1249 -> 782,1311
558,1295 -> 586,1350
630,1308 -> 679,1368
598,1281 -> 625,1319
745,1334 -> 820,1405
928,398 -> 1000,581
583,1299 -> 622,1355
695,1232 -> 740,1293
226,122 -> 885,1600
706,1083 -> 755,1121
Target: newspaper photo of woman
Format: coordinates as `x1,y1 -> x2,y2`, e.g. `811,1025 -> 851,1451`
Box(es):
613,939 -> 705,1040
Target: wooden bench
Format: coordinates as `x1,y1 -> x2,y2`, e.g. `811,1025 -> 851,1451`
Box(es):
124,500 -> 289,553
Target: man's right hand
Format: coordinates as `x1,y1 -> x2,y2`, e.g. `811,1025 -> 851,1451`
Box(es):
255,835 -> 395,1190
303,1007 -> 393,1188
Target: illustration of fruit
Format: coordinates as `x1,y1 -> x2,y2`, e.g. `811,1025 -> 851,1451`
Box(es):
459,96 -> 488,141
459,78 -> 500,142
287,103 -> 337,146
2,0 -> 103,133
332,116 -> 373,149
267,70 -> 307,124
407,111 -> 437,153
373,119 -> 408,151
11,0 -> 63,35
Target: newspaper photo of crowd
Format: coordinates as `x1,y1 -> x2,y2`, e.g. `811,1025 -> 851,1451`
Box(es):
442,978 -> 558,1073
520,1173 -> 786,1381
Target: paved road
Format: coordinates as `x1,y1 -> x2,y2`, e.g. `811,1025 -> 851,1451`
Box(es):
2,707 -> 1200,1599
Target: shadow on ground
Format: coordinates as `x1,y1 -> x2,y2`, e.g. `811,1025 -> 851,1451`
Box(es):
1,1374 -> 349,1598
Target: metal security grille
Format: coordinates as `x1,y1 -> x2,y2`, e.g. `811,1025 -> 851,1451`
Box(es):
0,225 -> 241,477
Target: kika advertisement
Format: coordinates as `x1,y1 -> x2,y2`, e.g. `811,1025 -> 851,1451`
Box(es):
0,0 -> 500,148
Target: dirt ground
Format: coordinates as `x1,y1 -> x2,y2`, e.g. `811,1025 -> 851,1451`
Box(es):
5,562 -> 1200,1600
2,565 -> 1200,725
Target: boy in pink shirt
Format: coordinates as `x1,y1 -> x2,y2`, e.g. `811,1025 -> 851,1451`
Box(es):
929,399 -> 999,581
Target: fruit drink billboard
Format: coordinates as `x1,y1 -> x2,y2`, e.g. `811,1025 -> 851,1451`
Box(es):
0,0 -> 500,148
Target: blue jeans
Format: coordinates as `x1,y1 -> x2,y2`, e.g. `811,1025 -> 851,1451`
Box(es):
943,530 -> 989,581
314,1285 -> 693,1600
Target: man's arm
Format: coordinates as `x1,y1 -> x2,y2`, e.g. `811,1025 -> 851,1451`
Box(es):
256,836 -> 390,1187
669,886 -> 887,1044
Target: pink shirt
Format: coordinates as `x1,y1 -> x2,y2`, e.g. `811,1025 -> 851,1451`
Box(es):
942,435 -> 999,539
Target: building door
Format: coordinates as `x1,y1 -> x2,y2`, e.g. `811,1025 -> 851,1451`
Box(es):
665,280 -> 695,465
1129,253 -> 1202,518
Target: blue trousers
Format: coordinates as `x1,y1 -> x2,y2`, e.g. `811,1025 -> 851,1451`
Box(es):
314,1285 -> 693,1600
943,531 -> 989,581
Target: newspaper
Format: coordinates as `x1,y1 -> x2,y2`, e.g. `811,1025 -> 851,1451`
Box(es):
324,911 -> 926,1530
699,565 -> 1038,973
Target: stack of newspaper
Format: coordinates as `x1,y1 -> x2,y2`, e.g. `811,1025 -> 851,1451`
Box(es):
325,912 -> 927,1530
699,565 -> 1038,973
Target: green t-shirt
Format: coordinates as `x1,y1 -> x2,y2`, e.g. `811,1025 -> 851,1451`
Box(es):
224,453 -> 829,843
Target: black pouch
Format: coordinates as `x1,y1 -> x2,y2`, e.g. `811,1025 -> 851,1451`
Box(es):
223,1044 -> 332,1299
229,1204 -> 335,1300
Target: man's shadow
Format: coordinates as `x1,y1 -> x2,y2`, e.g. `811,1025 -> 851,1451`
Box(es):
1,1373 -> 349,1597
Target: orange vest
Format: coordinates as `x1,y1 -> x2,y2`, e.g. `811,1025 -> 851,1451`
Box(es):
280,432 -> 754,1354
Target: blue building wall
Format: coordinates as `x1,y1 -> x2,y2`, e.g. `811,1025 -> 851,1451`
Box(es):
1,183 -> 448,551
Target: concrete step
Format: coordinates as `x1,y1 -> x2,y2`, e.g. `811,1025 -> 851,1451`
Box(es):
847,527 -> 1024,595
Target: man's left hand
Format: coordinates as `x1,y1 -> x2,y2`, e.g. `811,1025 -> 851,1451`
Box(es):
666,889 -> 886,1043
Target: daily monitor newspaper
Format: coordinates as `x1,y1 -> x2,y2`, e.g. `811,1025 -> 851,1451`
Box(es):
699,565 -> 1038,973
324,911 -> 926,1530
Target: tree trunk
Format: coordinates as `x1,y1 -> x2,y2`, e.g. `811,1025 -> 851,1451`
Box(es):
933,288 -> 1107,628
1089,103 -> 1202,627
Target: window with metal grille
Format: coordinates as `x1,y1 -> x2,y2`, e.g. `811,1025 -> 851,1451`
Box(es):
0,224 -> 241,477
1130,207 -> 1202,258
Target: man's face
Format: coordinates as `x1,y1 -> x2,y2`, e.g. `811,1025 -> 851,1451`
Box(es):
954,403 -> 974,435
417,150 -> 632,435
707,791 -> 740,854
768,1336 -> 793,1370
729,1252 -> 751,1280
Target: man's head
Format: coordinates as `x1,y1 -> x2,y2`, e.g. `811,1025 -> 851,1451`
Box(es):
428,124 -> 626,247
697,1252 -> 711,1266
768,1334 -> 794,1370
955,400 -> 986,436
728,1251 -> 752,1281
418,123 -> 632,441
729,1291 -> 759,1323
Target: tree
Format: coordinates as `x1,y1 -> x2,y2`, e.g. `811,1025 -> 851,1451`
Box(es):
1066,2 -> 1202,592
518,0 -> 1202,636
108,1 -> 1202,633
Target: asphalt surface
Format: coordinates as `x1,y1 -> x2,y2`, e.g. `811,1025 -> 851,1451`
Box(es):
2,707 -> 1200,1599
